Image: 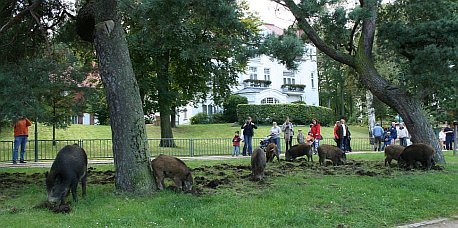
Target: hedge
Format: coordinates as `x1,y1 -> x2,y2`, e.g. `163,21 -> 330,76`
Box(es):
236,104 -> 335,126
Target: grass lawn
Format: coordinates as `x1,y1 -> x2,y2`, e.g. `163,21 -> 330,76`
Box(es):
0,123 -> 371,140
0,151 -> 457,227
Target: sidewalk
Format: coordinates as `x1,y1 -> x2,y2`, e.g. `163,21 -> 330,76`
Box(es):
397,216 -> 458,228
0,151 -> 378,169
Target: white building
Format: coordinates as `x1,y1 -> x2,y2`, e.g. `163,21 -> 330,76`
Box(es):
176,24 -> 319,125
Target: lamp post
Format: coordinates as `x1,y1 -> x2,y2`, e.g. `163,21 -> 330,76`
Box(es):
453,120 -> 457,157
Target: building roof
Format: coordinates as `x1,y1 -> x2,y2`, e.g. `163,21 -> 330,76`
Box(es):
263,23 -> 284,35
234,87 -> 269,94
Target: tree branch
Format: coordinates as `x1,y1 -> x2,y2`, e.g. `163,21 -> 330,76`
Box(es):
0,0 -> 42,37
359,0 -> 378,58
275,0 -> 356,68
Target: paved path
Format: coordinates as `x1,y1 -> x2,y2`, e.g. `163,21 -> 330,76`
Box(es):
397,216 -> 458,228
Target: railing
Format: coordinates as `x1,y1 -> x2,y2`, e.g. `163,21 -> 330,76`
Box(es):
0,137 -> 376,162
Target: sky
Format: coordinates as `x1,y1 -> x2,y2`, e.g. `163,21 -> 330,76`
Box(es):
246,0 -> 295,28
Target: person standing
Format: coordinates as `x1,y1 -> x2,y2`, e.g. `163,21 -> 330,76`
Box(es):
282,118 -> 294,152
232,131 -> 241,157
333,121 -> 341,148
13,117 -> 32,164
241,117 -> 257,156
296,129 -> 305,144
338,118 -> 351,152
310,118 -> 321,154
270,122 -> 281,155
438,128 -> 446,150
397,123 -> 409,147
389,122 -> 398,144
444,124 -> 454,150
372,123 -> 384,151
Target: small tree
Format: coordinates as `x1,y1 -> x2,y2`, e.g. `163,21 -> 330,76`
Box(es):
223,95 -> 248,123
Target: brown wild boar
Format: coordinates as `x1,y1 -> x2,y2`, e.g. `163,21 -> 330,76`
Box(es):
399,143 -> 435,170
384,145 -> 405,166
151,155 -> 193,192
317,144 -> 345,166
265,143 -> 280,163
285,144 -> 313,162
251,148 -> 266,180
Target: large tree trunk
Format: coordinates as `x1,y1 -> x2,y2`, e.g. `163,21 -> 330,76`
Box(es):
282,0 -> 445,163
366,91 -> 375,138
171,106 -> 177,128
157,52 -> 176,147
91,0 -> 155,193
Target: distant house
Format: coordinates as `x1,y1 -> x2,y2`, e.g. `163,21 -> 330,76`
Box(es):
176,23 -> 319,125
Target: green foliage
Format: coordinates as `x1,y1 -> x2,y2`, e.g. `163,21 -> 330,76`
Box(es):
190,112 -> 225,124
260,30 -> 305,70
237,104 -> 334,126
377,0 -> 458,121
223,95 -> 248,123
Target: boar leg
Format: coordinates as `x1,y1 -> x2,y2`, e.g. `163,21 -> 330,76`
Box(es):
71,179 -> 79,202
81,172 -> 87,198
173,176 -> 183,192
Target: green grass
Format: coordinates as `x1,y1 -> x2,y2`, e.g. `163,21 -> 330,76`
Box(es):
1,123 -> 370,140
1,152 -> 457,227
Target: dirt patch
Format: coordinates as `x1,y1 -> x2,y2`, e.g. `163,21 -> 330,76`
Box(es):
0,159 -> 444,200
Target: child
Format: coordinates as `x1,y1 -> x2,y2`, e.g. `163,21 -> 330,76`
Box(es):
232,131 -> 241,156
297,129 -> 305,144
382,131 -> 392,150
306,131 -> 315,146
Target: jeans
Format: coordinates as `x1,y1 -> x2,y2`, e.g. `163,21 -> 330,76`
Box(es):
399,137 -> 407,146
13,136 -> 28,162
232,146 -> 240,156
340,137 -> 348,152
242,135 -> 253,155
445,135 -> 453,150
313,139 -> 320,153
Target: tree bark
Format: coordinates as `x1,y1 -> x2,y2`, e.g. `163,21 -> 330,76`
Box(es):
156,52 -> 176,147
281,0 -> 445,163
171,106 -> 177,128
366,91 -> 375,138
91,0 -> 155,193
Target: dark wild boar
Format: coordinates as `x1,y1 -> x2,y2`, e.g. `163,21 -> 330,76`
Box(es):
151,155 -> 193,192
399,143 -> 435,170
384,145 -> 405,166
265,143 -> 280,163
251,148 -> 266,180
46,144 -> 87,205
285,144 -> 313,162
317,144 -> 345,166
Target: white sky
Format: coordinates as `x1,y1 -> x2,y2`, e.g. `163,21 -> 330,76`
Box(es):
246,0 -> 295,28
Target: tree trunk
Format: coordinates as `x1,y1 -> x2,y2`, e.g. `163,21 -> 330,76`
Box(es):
91,0 -> 155,193
171,106 -> 177,128
156,52 -> 176,147
283,0 -> 445,164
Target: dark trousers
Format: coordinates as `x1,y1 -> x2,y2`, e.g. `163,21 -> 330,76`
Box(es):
445,135 -> 453,150
374,136 -> 382,151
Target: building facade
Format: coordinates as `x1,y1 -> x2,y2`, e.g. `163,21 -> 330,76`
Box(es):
176,24 -> 319,125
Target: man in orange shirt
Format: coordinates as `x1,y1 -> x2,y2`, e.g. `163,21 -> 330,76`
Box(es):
13,117 -> 32,164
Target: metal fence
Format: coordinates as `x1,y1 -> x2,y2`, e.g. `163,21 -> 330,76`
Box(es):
0,137 -> 374,162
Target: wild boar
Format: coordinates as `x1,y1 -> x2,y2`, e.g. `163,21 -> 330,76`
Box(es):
251,148 -> 266,180
265,143 -> 280,163
384,145 -> 405,166
46,144 -> 87,205
151,155 -> 193,192
285,144 -> 313,162
317,144 -> 345,166
399,143 -> 435,170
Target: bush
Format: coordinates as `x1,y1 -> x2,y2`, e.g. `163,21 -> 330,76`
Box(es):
223,95 -> 248,123
237,104 -> 335,126
190,112 -> 226,124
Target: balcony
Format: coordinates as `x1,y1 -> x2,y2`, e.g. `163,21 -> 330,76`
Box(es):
243,79 -> 271,88
281,84 -> 305,93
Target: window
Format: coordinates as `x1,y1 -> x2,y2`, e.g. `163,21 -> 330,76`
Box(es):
287,78 -> 291,84
283,71 -> 295,85
264,68 -> 270,81
202,105 -> 208,114
311,72 -> 315,88
261,97 -> 280,104
249,67 -> 257,80
283,78 -> 287,84
292,78 -> 295,85
208,104 -> 213,115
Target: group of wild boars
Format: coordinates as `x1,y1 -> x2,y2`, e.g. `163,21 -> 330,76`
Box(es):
317,144 -> 346,166
285,144 -> 313,162
399,143 -> 435,170
251,148 -> 267,180
150,155 -> 193,192
384,145 -> 405,166
384,143 -> 436,170
265,143 -> 280,163
46,144 -> 88,205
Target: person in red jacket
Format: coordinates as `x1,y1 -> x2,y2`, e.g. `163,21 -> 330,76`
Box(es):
310,118 -> 321,154
13,117 -> 32,164
232,131 -> 242,156
333,121 -> 341,148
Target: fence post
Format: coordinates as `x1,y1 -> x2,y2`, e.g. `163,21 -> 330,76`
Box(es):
190,139 -> 194,157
